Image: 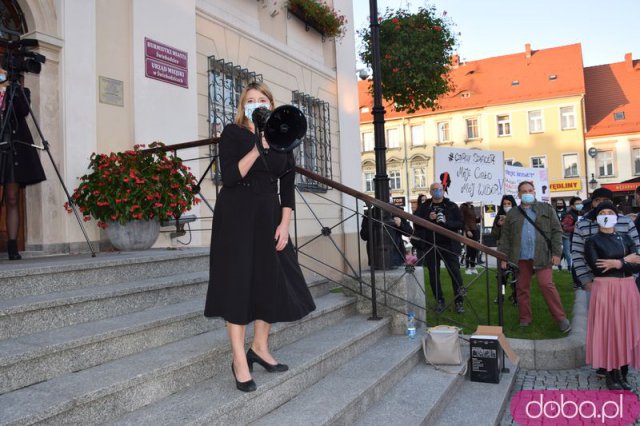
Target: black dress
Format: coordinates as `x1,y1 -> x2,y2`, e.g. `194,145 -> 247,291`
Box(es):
0,87 -> 47,186
204,124 -> 316,325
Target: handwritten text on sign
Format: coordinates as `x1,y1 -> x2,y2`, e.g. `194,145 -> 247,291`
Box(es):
434,147 -> 504,205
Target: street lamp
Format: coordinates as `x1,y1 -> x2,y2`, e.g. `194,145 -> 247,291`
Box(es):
589,173 -> 598,190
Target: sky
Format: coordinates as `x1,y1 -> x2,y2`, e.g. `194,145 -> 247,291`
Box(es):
352,0 -> 640,68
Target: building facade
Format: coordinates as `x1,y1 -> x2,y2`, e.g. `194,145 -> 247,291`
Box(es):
584,53 -> 640,209
359,43 -> 589,210
0,0 -> 361,269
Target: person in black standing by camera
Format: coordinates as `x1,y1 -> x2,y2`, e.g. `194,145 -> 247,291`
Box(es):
413,182 -> 465,313
0,67 -> 46,260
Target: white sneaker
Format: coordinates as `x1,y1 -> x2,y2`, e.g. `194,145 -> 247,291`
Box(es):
465,268 -> 473,275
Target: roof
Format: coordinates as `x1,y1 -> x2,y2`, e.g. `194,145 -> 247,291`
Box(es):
584,54 -> 640,137
359,43 -> 586,121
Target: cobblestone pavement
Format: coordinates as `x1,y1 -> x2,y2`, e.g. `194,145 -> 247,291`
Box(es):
500,366 -> 640,425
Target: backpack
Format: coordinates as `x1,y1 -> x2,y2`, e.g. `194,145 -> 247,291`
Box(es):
561,212 -> 576,233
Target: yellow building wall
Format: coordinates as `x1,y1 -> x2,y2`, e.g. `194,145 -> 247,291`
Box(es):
360,94 -> 588,205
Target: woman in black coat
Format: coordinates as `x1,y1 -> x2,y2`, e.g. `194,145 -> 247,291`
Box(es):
204,82 -> 315,392
0,70 -> 46,260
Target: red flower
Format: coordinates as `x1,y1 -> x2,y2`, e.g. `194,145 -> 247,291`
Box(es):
433,25 -> 442,32
83,216 -> 91,222
392,18 -> 399,24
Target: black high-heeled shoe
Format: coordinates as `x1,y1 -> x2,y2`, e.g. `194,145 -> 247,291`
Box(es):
247,348 -> 288,373
231,362 -> 256,392
7,240 -> 21,261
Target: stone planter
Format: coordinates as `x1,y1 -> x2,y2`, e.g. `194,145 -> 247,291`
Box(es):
104,220 -> 160,251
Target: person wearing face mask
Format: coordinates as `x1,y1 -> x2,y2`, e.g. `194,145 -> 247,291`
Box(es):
498,181 -> 571,332
583,201 -> 640,390
0,68 -> 46,260
491,194 -> 517,244
203,81 -> 315,393
413,182 -> 465,314
555,199 -> 568,270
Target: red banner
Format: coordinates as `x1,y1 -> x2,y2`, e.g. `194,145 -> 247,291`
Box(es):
601,182 -> 640,192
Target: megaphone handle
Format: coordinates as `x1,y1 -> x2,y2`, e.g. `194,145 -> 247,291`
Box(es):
254,128 -> 269,155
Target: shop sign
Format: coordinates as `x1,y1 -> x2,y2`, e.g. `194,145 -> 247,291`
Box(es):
601,182 -> 640,192
549,179 -> 581,192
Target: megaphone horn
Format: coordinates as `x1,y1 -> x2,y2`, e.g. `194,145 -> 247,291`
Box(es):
253,105 -> 307,153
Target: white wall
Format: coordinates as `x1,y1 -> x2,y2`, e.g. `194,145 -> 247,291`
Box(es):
62,0 -> 98,242
334,0 -> 361,233
131,0 -> 198,146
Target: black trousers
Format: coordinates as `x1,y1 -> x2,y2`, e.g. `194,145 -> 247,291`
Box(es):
465,229 -> 480,268
424,247 -> 464,304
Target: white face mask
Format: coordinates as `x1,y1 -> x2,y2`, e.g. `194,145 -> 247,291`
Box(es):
0,74 -> 6,83
596,214 -> 617,229
244,102 -> 271,122
504,206 -> 512,213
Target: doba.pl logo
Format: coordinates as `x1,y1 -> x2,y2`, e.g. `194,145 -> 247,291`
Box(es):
510,390 -> 640,425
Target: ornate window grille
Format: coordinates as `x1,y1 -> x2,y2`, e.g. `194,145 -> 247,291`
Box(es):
291,91 -> 332,192
207,56 -> 261,181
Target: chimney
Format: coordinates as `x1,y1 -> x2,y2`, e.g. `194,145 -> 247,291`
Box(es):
451,54 -> 460,68
625,52 -> 634,71
525,43 -> 532,59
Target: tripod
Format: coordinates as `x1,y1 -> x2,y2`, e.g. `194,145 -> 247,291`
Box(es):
0,75 -> 96,256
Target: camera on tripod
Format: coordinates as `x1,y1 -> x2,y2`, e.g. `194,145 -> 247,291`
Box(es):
1,37 -> 46,79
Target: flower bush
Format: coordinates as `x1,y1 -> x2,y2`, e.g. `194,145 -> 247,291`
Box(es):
286,0 -> 347,39
358,6 -> 458,113
65,142 -> 200,229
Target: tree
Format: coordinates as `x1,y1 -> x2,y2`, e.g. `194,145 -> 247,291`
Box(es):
359,6 -> 458,113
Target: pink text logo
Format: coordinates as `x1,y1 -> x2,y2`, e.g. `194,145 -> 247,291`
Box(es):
510,390 -> 640,425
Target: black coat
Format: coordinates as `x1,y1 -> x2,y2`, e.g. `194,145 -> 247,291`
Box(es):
585,231 -> 640,277
412,198 -> 463,254
0,86 -> 46,186
360,205 -> 413,266
204,124 -> 315,325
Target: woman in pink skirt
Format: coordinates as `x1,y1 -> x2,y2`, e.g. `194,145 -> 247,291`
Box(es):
585,201 -> 640,390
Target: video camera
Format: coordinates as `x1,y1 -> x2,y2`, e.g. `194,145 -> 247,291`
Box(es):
427,204 -> 446,224
1,36 -> 46,79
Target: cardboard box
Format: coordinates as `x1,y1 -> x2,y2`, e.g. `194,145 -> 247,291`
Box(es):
469,326 -> 519,384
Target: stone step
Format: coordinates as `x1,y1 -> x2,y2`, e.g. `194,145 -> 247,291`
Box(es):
0,248 -> 210,299
353,362 -> 466,426
109,313 -> 391,426
0,292 -> 355,425
250,334 -> 421,426
429,358 -> 519,426
0,271 -> 209,340
0,298 -> 223,394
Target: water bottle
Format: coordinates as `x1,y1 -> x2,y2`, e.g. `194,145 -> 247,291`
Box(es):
407,311 -> 416,339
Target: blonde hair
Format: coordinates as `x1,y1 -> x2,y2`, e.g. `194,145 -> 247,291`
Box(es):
234,81 -> 275,128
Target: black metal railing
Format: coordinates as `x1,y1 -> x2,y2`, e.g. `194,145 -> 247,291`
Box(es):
146,138 -> 515,330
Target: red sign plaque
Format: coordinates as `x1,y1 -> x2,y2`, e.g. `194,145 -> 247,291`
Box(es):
144,37 -> 188,88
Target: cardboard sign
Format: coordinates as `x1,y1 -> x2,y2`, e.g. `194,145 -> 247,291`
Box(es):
434,147 -> 504,205
504,165 -> 550,202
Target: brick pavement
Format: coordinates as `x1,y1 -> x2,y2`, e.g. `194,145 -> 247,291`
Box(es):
500,367 -> 640,425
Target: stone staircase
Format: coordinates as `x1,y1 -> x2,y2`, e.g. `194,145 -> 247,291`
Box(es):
0,249 -> 517,425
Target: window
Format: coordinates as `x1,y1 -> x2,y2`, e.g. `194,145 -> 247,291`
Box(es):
389,170 -> 401,190
386,128 -> 400,148
437,121 -> 450,143
504,159 -> 514,166
364,172 -> 374,192
412,166 -> 427,188
614,111 -> 625,121
362,132 -> 374,152
466,118 -> 479,140
560,106 -> 576,130
633,148 -> 640,175
562,153 -> 579,177
208,56 -> 262,182
597,151 -> 614,177
528,110 -> 543,133
292,91 -> 332,191
497,115 -> 511,136
411,125 -> 424,146
531,156 -> 546,168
